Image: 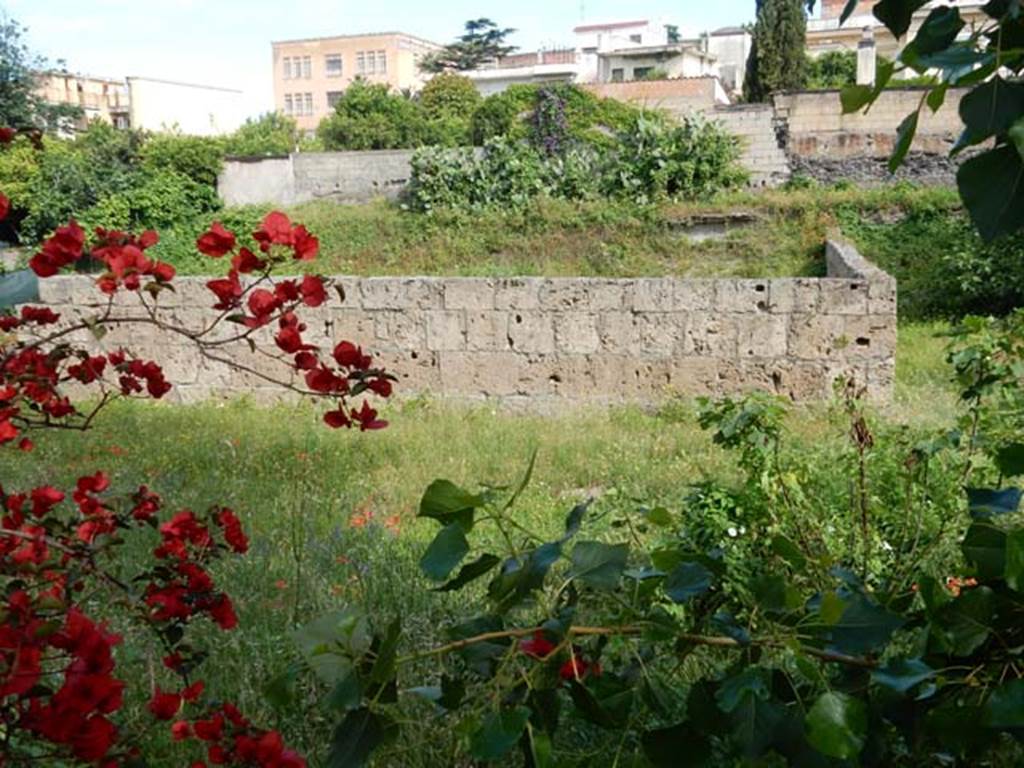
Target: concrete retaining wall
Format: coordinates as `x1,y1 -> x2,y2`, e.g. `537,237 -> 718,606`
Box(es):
219,150 -> 415,207
31,239 -> 895,407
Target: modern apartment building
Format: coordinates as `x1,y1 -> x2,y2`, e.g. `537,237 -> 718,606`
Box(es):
36,72 -> 131,130
271,32 -> 441,132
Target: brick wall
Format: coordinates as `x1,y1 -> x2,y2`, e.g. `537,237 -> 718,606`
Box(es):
583,79 -> 721,112
31,239 -> 896,407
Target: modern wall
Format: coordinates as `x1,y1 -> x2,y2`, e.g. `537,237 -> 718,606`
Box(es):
31,240 -> 896,408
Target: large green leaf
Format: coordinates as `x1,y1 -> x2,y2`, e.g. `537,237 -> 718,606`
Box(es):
996,444 -> 1024,478
958,146 -> 1024,242
716,668 -> 771,714
1011,116 -> 1024,162
839,0 -> 864,23
732,693 -> 785,758
1005,529 -> 1024,591
418,479 -> 485,528
488,543 -> 562,606
958,77 -> 1024,148
827,593 -> 905,655
984,679 -> 1024,728
569,541 -> 629,590
469,706 -> 531,760
435,553 -> 501,592
962,522 -> 1007,579
420,523 -> 470,581
967,488 -> 1023,520
642,723 -> 712,767
889,111 -> 919,173
871,658 -> 935,693
930,587 -> 995,656
327,708 -> 398,768
907,6 -> 964,56
293,608 -> 371,684
368,618 -> 401,685
805,692 -> 868,760
874,0 -> 930,38
664,561 -> 713,603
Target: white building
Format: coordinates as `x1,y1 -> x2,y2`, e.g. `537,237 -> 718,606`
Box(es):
127,77 -> 247,136
707,27 -> 752,95
464,50 -> 579,96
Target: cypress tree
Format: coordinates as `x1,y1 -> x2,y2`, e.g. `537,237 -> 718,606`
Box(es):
743,0 -> 808,102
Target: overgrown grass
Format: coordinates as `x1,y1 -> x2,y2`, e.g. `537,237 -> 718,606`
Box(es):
0,322 -> 960,765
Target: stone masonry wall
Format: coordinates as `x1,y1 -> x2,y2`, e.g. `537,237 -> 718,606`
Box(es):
31,239 -> 896,407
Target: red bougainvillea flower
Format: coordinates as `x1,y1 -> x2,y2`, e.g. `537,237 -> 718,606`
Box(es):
333,341 -> 372,371
299,275 -> 326,307
0,192 -> 9,221
29,220 -> 86,277
148,688 -> 182,720
216,508 -> 249,554
196,222 -> 236,257
232,247 -> 265,274
0,127 -> 15,144
253,211 -> 293,252
291,225 -> 319,261
351,400 -> 387,431
520,630 -> 557,659
206,269 -> 243,311
323,409 -> 351,429
559,652 -> 602,682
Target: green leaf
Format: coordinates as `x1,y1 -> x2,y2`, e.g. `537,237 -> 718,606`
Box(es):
874,0 -> 930,38
962,523 -> 1007,579
420,523 -> 470,581
643,506 -> 674,527
872,658 -> 935,693
959,77 -> 1024,148
805,692 -> 868,760
562,501 -> 589,541
752,573 -> 800,613
908,7 -> 964,56
930,587 -> 995,656
664,562 -> 713,603
327,708 -> 398,768
469,706 -> 531,761
828,594 -> 905,655
293,608 -> 370,684
1005,529 -> 1024,592
325,668 -> 362,712
418,479 -> 485,528
839,0 -> 864,23
716,668 -> 770,714
889,111 -> 919,173
840,84 -> 874,114
966,488 -> 1023,519
488,543 -> 562,607
957,145 -> 1024,242
926,83 -> 949,113
439,674 -> 466,710
772,534 -> 807,569
642,724 -> 712,767
996,444 -> 1024,478
435,553 -> 501,592
368,618 -> 401,685
732,693 -> 785,758
819,592 -> 846,625
569,541 -> 628,590
1011,116 -> 1024,163
264,664 -> 300,709
984,679 -> 1024,728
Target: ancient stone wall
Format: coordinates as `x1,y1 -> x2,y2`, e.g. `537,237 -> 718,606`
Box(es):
32,239 -> 896,407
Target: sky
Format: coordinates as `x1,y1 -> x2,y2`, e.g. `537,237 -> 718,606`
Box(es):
6,0 -> 770,116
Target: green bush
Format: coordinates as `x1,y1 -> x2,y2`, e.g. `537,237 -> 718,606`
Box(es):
805,50 -> 857,89
140,132 -> 226,187
419,73 -> 481,120
317,80 -> 428,151
223,112 -> 300,157
604,114 -> 747,203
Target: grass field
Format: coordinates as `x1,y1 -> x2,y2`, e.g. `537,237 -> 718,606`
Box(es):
0,320 -> 958,765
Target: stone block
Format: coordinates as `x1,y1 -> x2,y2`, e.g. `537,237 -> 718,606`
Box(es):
554,312 -> 600,354
361,278 -> 442,310
736,314 -> 788,358
372,348 -> 441,392
598,311 -> 640,354
637,313 -> 687,357
674,280 -> 715,311
494,278 -> 541,310
716,279 -> 770,313
466,311 -> 510,352
508,312 -> 555,354
769,278 -> 821,314
819,279 -> 869,315
684,312 -> 738,357
425,310 -> 466,351
868,277 -> 897,316
627,279 -> 674,312
540,280 -> 623,311
374,310 -> 427,351
841,315 -> 897,361
788,314 -> 846,360
444,279 -> 495,310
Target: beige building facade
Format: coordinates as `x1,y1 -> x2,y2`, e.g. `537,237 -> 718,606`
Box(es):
36,72 -> 131,130
271,32 -> 441,132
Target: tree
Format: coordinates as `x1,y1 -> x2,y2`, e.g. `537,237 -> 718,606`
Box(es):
419,18 -> 518,73
806,50 -> 858,89
223,112 -> 300,156
419,73 -> 481,119
0,12 -> 82,132
744,0 -> 808,102
317,79 -> 428,150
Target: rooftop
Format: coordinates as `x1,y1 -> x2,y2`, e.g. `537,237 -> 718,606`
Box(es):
573,19 -> 649,33
271,31 -> 441,48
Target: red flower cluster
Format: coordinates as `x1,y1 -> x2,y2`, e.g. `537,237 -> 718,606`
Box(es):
91,227 -> 175,293
0,191 -> 9,221
520,632 -> 602,681
174,702 -> 306,767
28,220 -> 86,277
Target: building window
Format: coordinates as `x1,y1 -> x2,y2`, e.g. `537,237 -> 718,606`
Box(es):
611,68 -> 624,82
284,94 -> 293,115
304,93 -> 313,115
283,56 -> 292,79
301,55 -> 312,79
633,66 -> 653,80
356,51 -> 367,75
376,50 -> 387,73
325,54 -> 343,77
629,34 -> 642,43
327,90 -> 344,108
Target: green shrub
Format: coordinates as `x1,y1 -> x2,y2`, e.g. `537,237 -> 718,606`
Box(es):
317,80 -> 428,150
223,112 -> 300,156
140,132 -> 225,187
419,73 -> 481,120
604,114 -> 747,203
805,50 -> 857,89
